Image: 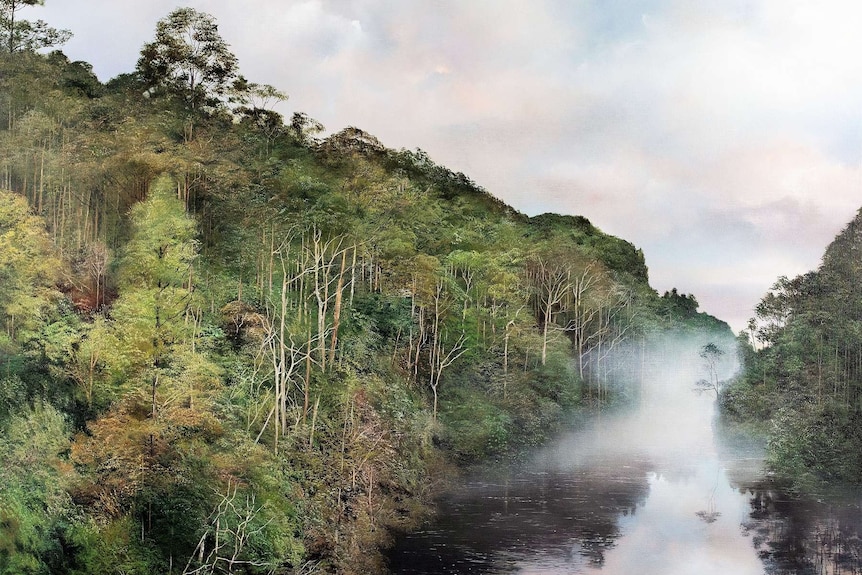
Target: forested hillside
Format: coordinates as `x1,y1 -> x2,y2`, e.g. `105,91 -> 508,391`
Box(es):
0,5 -> 731,574
724,208 -> 862,488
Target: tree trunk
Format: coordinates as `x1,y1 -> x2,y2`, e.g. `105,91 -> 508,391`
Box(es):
328,250 -> 347,366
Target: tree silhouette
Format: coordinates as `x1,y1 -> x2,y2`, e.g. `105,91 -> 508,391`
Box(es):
137,7 -> 238,111
695,342 -> 724,399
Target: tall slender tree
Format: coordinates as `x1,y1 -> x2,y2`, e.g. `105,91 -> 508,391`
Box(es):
137,7 -> 238,112
0,0 -> 70,53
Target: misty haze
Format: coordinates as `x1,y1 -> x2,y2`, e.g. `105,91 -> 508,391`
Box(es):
389,332 -> 862,575
4,2 -> 862,575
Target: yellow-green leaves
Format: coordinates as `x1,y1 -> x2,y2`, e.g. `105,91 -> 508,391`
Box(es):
0,189 -> 62,346
113,175 -> 197,368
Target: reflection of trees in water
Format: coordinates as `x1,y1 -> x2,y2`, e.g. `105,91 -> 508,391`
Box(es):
743,486 -> 814,573
715,411 -> 862,574
696,484 -> 722,524
387,462 -> 652,574
389,331 -> 743,575
739,481 -> 862,575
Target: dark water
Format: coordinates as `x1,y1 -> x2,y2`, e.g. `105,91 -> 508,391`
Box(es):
387,344 -> 862,575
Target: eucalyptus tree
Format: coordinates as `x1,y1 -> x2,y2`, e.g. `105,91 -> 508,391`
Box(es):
137,7 -> 239,113
0,0 -> 70,54
696,342 -> 724,399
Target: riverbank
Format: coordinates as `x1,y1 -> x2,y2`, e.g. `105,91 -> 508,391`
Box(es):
717,387 -> 862,575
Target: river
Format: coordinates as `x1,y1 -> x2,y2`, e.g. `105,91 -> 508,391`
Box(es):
387,336 -> 862,575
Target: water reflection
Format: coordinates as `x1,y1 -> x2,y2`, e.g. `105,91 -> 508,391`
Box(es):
716,416 -> 862,575
389,384 -> 766,572
387,335 -> 861,575
387,457 -> 652,574
734,482 -> 862,575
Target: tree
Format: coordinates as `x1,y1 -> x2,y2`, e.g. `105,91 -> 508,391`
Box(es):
74,176 -> 228,554
289,112 -> 324,145
0,189 -> 63,349
306,227 -> 350,372
563,264 -> 600,379
0,0 -> 70,54
257,234 -> 316,451
110,174 -> 200,420
525,255 -> 572,366
426,278 -> 467,420
65,316 -> 121,408
84,241 -> 110,310
752,276 -> 798,345
108,172 -> 198,456
233,80 -> 288,155
137,7 -> 239,112
0,403 -> 72,574
579,284 -> 636,400
695,342 -> 724,399
182,482 -> 281,575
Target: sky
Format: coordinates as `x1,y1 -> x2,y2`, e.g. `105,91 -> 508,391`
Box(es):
35,0 -> 862,334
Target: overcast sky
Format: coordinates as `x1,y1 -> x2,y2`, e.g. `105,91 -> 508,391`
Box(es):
36,0 -> 862,334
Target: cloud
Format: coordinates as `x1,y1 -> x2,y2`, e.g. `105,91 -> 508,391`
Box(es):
38,0 -> 862,333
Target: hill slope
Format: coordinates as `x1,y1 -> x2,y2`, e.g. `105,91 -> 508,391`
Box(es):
0,8 -> 733,574
723,207 -> 862,487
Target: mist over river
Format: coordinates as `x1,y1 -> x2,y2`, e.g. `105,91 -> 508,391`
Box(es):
387,335 -> 862,575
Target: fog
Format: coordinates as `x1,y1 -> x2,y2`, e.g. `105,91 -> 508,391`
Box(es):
542,331 -> 742,472
390,330 -> 769,575
523,331 -> 763,575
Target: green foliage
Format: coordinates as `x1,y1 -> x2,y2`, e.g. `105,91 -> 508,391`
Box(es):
67,517 -> 160,575
0,11 -> 738,571
524,213 -> 649,281
137,7 -> 238,111
725,207 -> 862,487
0,190 -> 63,346
441,386 -> 512,460
0,403 -> 73,575
47,52 -> 102,98
112,175 -> 197,371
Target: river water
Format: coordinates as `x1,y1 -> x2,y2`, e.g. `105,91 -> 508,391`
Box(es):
387,337 -> 862,575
